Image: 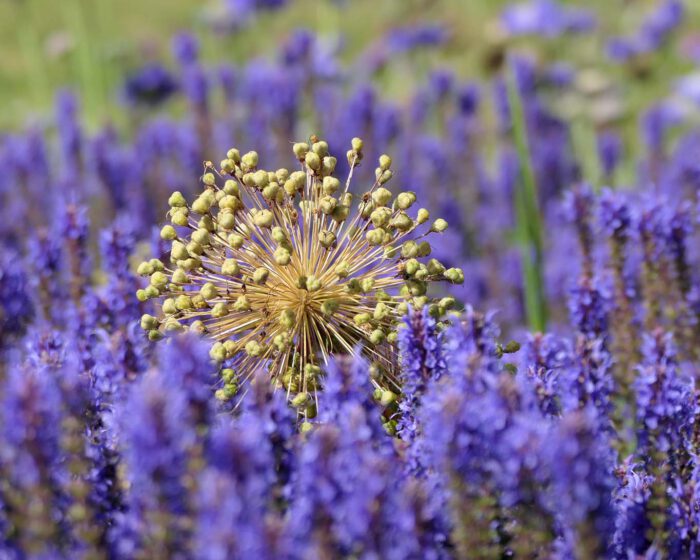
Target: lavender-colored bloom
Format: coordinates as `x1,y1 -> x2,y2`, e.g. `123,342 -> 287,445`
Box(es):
598,130 -> 623,178
613,458 -> 654,557
194,417 -> 282,560
501,0 -> 596,37
55,89 -> 83,185
385,24 -> 449,53
0,250 -> 33,350
634,330 -> 695,458
172,32 -> 200,65
123,63 -> 179,107
540,409 -> 616,558
0,364 -> 67,556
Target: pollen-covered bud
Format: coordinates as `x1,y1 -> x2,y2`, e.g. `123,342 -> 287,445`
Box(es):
372,187 -> 392,206
401,241 -> 419,259
218,212 -> 235,230
335,261 -> 350,278
224,179 -> 240,196
226,148 -> 241,163
351,137 -> 363,152
378,154 -> 392,171
417,242 -> 431,257
200,282 -> 219,300
370,329 -> 385,344
366,228 -> 386,246
321,299 -> 339,315
280,309 -> 295,329
306,276 -> 321,292
405,258 -> 420,276
150,271 -> 169,289
370,207 -> 392,228
322,156 -> 336,175
262,183 -> 279,200
376,169 -> 393,184
319,196 -> 337,215
319,230 -> 336,248
312,140 -> 329,157
137,261 -> 154,276
211,302 -> 229,318
427,259 -> 446,275
361,278 -> 375,293
233,295 -> 250,312
220,159 -> 235,174
140,314 -> 159,331
380,390 -> 396,406
210,342 -> 227,362
191,228 -> 211,246
228,233 -> 244,249
291,392 -> 309,407
374,302 -> 390,320
305,152 -> 321,171
168,191 -> 187,207
439,296 -> 456,310
416,208 -> 430,224
253,210 -> 274,228
396,192 -> 416,210
322,176 -> 340,195
274,246 -> 292,265
245,341 -> 264,357
253,268 -> 269,284
192,195 -> 212,215
253,170 -> 269,189
160,225 -> 177,240
186,241 -> 203,256
391,212 -> 413,231
354,313 -> 372,326
431,218 -> 448,232
241,151 -> 259,170
171,210 -> 189,226
445,267 -> 464,284
293,142 -> 309,159
164,318 -> 184,333
162,298 -> 177,315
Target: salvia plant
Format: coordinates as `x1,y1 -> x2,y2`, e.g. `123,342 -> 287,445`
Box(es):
136,137 -> 463,411
2,0 -> 700,557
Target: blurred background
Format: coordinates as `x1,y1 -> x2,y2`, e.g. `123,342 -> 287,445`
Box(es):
2,0 -> 700,334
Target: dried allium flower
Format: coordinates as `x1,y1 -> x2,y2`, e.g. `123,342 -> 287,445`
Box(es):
137,137 -> 463,409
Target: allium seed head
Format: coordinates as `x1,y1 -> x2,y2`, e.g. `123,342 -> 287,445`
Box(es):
137,138 -> 462,407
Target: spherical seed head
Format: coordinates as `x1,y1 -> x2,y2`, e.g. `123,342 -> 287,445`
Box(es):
138,140 -> 460,407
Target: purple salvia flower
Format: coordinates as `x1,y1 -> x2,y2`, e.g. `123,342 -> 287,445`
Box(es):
613,458 -> 654,557
540,409 -> 616,558
0,249 -> 34,352
597,130 -> 623,180
55,89 -> 83,186
0,363 -> 67,556
122,62 -> 179,107
385,24 -> 449,54
397,306 -> 445,472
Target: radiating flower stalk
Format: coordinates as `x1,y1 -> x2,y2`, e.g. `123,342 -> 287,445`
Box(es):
137,137 -> 463,411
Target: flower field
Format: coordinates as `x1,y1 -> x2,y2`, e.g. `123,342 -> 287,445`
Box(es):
2,0 -> 700,557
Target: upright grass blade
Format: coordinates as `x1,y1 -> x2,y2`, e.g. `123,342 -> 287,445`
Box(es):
506,64 -> 548,332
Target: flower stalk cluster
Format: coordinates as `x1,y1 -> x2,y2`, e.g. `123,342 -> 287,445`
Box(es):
137,137 -> 463,408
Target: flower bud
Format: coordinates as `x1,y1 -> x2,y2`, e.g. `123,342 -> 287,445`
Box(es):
431,218 -> 448,232
335,261 -> 350,278
319,196 -> 337,215
370,329 -> 385,344
306,275 -> 321,292
262,183 -> 279,200
370,207 -> 391,228
253,268 -> 269,284
321,299 -> 339,315
192,228 -> 210,246
372,187 -> 392,206
253,170 -> 269,189
319,230 -> 336,248
351,137 -> 363,151
445,267 -> 464,284
274,246 -> 291,265
168,191 -> 187,207
391,212 -> 413,232
137,261 -> 154,276
253,210 -> 274,228
293,142 -> 309,159
228,233 -> 244,249
150,271 -> 168,289
160,225 -> 177,240
162,298 -> 177,315
427,259 -> 446,276
280,309 -> 295,329
218,212 -> 236,230
233,295 -> 250,311
416,208 -> 429,224
241,151 -> 258,170
200,282 -> 218,300
366,228 -> 386,246
354,313 -> 371,326
292,392 -> 309,407
401,241 -> 419,259
221,259 -> 240,276
211,302 -> 229,318
140,314 -> 159,330
171,210 -> 189,226
322,176 -> 340,195
192,196 -> 212,215
380,390 -> 396,406
202,172 -> 216,186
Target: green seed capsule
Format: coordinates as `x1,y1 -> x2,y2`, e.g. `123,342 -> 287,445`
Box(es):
160,225 -> 177,240
253,267 -> 269,284
168,191 -> 187,207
